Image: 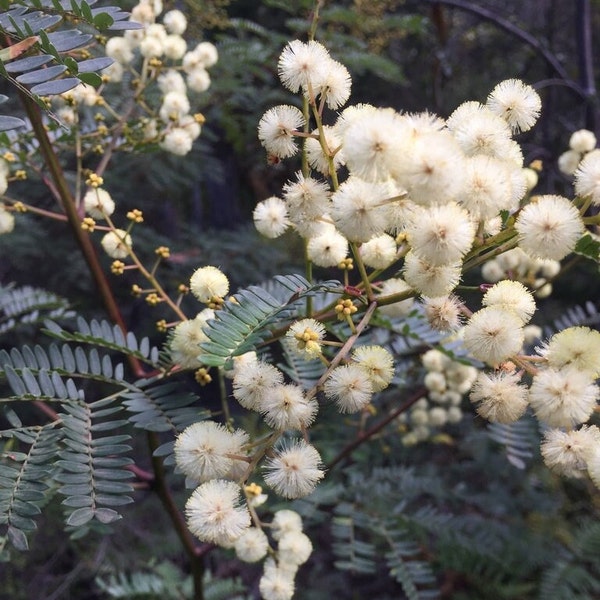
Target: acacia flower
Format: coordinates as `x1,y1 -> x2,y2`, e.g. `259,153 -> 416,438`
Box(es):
261,384 -> 318,431
277,39 -> 330,93
304,126 -> 345,176
376,277 -> 415,319
463,306 -> 524,366
330,177 -> 394,243
323,364 -> 374,413
515,195 -> 584,261
312,59 -> 352,109
101,229 -> 132,259
359,234 -> 397,269
263,440 -> 325,498
352,345 -> 395,392
541,326 -> 600,378
253,196 -> 290,239
0,205 -> 15,234
190,265 -> 229,303
258,105 -> 305,158
306,229 -> 348,267
278,531 -> 313,566
272,509 -> 303,541
185,480 -> 251,546
574,149 -> 600,205
486,79 -> 541,133
286,318 -> 326,358
406,202 -> 475,266
169,308 -> 215,369
469,370 -> 529,423
482,280 -> 536,324
540,426 -> 600,478
402,252 -> 462,298
529,367 -> 599,428
422,295 -> 463,331
174,420 -> 249,482
259,559 -> 296,600
233,360 -> 284,411
234,527 -> 269,563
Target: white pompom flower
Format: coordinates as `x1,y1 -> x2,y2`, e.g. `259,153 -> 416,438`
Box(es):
259,558 -> 296,600
376,277 -> 415,319
83,188 -> 115,220
101,229 -> 132,259
258,105 -> 305,159
278,531 -> 313,567
163,9 -> 187,34
469,370 -> 529,423
253,196 -> 290,239
482,280 -> 536,324
569,129 -> 597,153
0,205 -> 15,234
190,265 -> 229,303
486,79 -> 541,133
359,234 -> 397,270
323,364 -> 374,413
185,480 -> 251,546
406,202 -> 475,266
234,527 -> 269,563
402,252 -> 462,298
352,345 -> 395,392
233,360 -> 284,411
169,308 -> 214,369
574,149 -> 600,205
540,326 -> 600,378
541,425 -> 600,478
277,39 -> 330,93
515,195 -> 584,261
174,421 -> 249,483
306,229 -> 348,267
261,384 -> 318,431
272,510 -> 303,541
286,318 -> 326,358
529,367 -> 599,428
463,306 -> 524,366
263,440 -> 325,499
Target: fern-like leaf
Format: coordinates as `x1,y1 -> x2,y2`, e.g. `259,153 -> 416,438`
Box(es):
487,418 -> 536,470
0,424 -> 61,551
199,275 -> 340,367
56,396 -> 133,526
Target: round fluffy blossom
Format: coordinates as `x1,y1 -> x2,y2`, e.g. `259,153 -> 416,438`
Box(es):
313,59 -> 352,109
174,421 -> 249,483
305,126 -> 345,176
258,105 -> 305,158
323,364 -> 374,413
376,277 -> 415,319
139,35 -> 164,58
515,195 -> 584,261
558,149 -> 582,175
278,531 -> 313,566
470,371 -> 529,423
105,37 -> 134,64
163,9 -> 187,34
286,318 -> 326,358
392,130 -> 465,206
541,327 -> 600,378
160,128 -> 193,156
263,440 -> 325,498
261,384 -> 318,431
352,345 -> 395,392
359,234 -> 397,270
306,229 -> 348,267
169,308 -> 214,369
277,39 -> 330,93
406,202 -> 475,266
0,205 -> 15,234
101,229 -> 132,259
190,265 -> 229,303
272,510 -> 303,541
447,101 -> 514,159
186,67 -> 211,93
157,69 -> 186,94
486,79 -> 541,133
282,172 -> 331,225
259,559 -> 295,600
574,149 -> 600,205
570,129 -> 597,153
159,90 -> 190,121
402,252 -> 462,298
163,34 -> 187,60
463,306 -> 524,366
193,42 -> 218,68
341,108 -> 406,182
529,367 -> 599,428
482,280 -> 536,324
185,480 -> 251,546
234,527 -> 269,563
330,177 -> 394,243
232,360 -> 284,411
422,295 -> 463,331
253,196 -> 290,239
541,426 -> 600,478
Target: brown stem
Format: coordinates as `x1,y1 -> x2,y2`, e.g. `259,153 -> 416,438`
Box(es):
147,432 -> 208,600
326,387 -> 427,471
